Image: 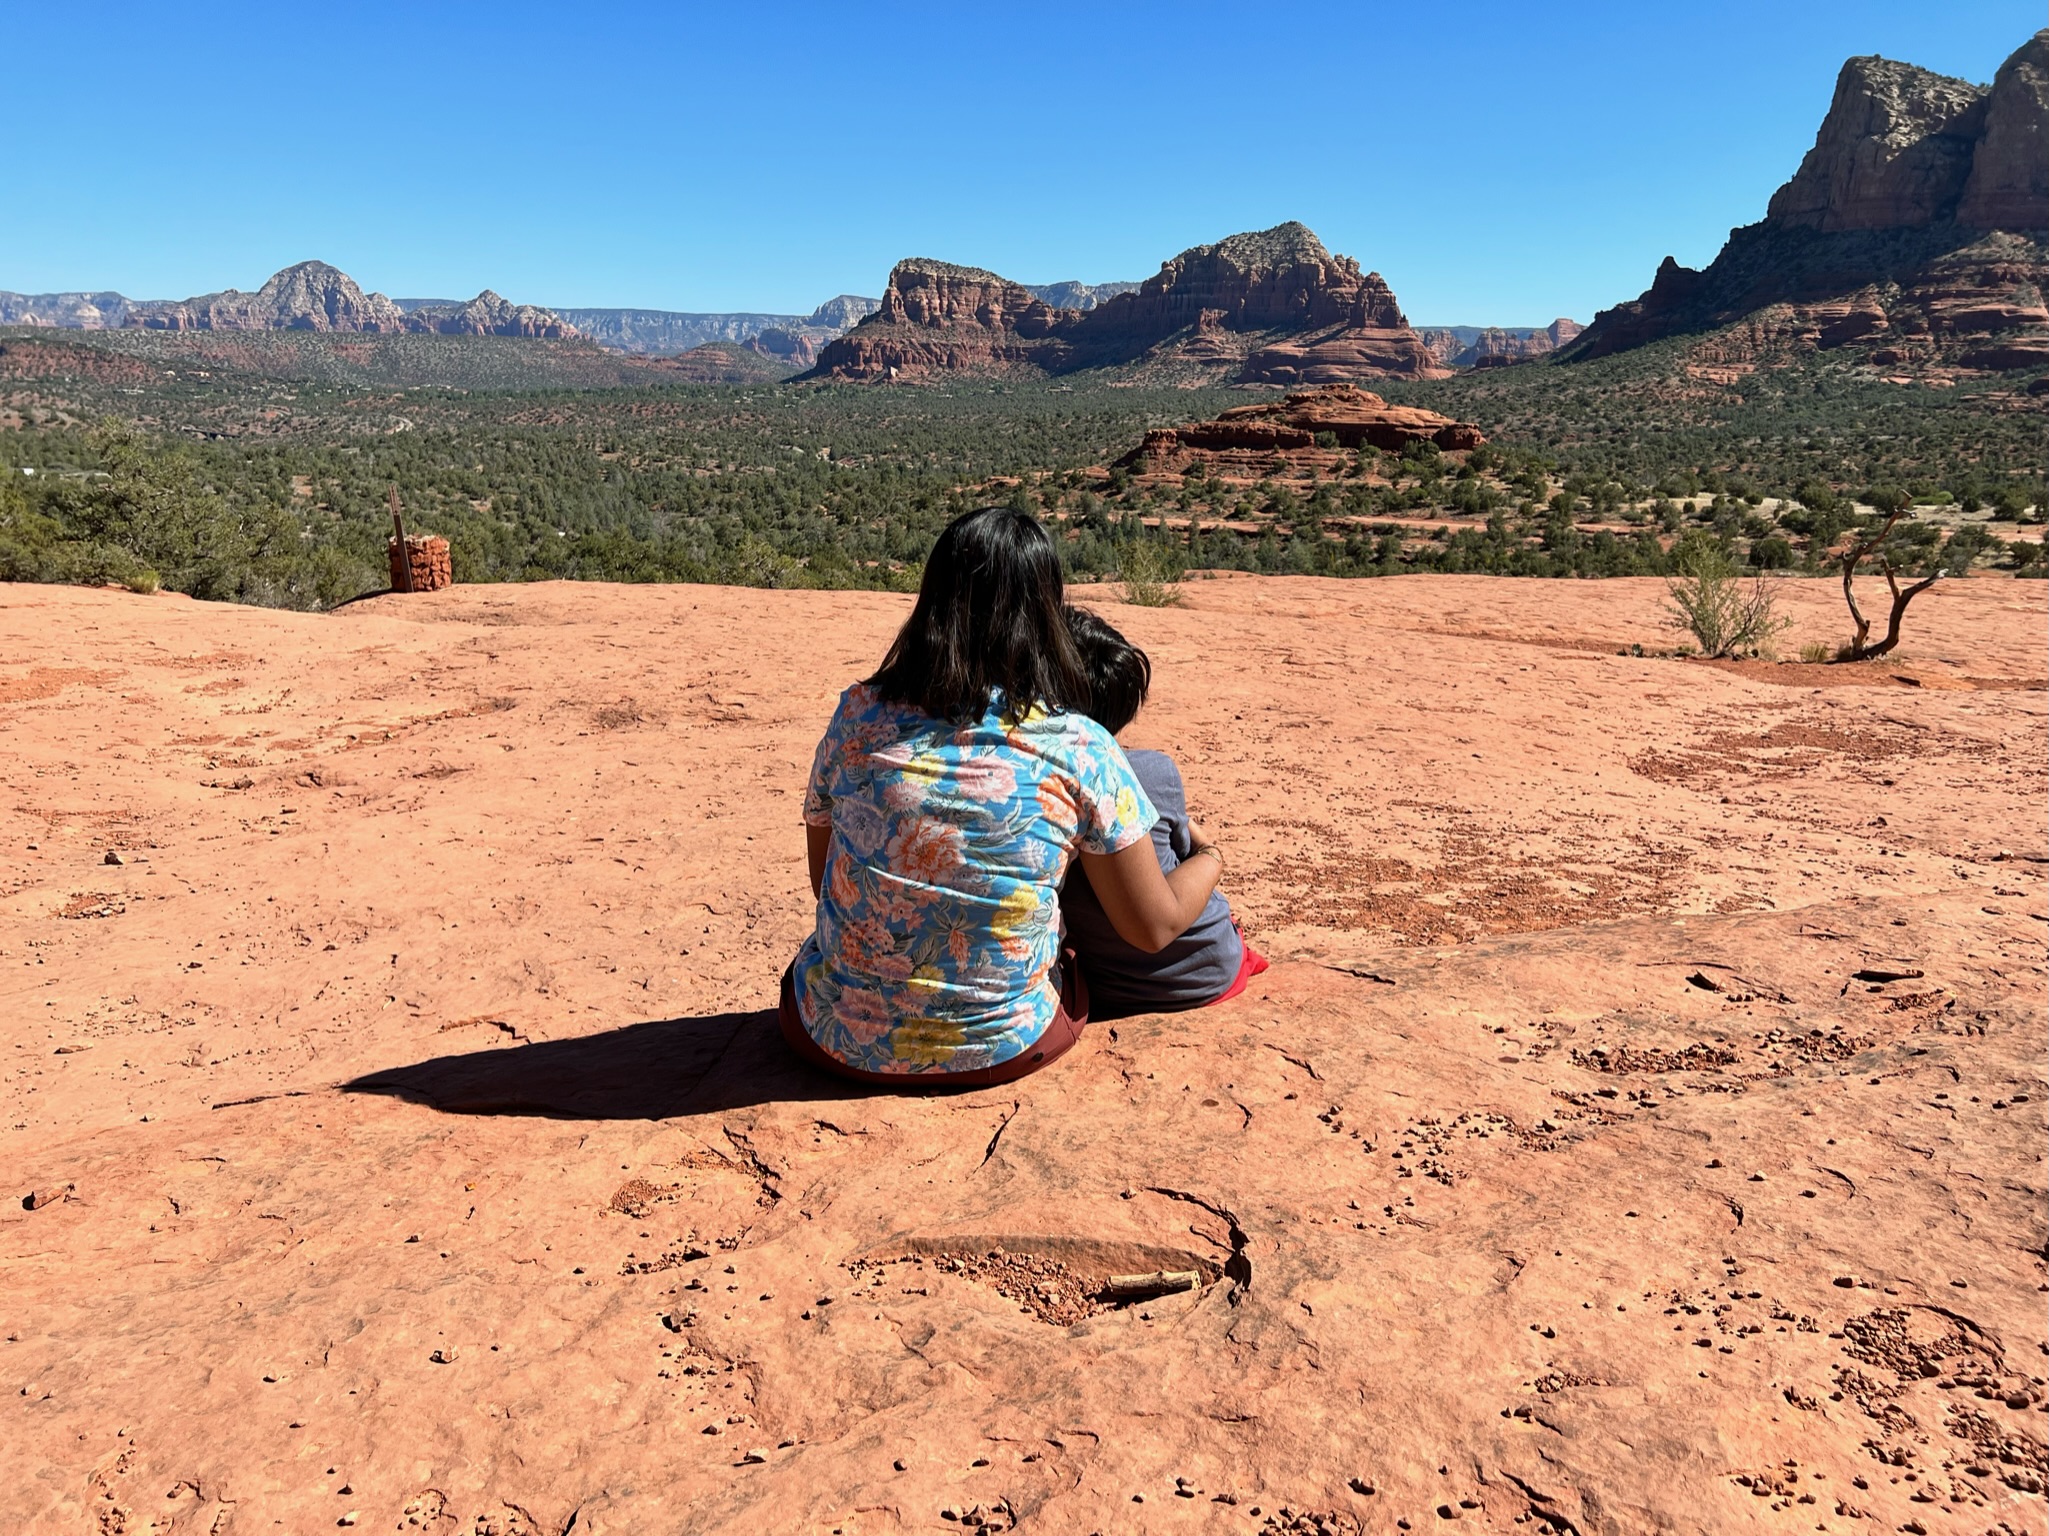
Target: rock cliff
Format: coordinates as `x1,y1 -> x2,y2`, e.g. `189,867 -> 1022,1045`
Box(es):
807,259 -> 1071,379
805,224 -> 1448,384
1569,32 -> 2048,367
1418,319 -> 1585,369
1024,279 -> 1138,310
559,296 -> 878,356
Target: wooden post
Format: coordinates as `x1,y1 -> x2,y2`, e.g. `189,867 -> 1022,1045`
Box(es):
389,485 -> 414,594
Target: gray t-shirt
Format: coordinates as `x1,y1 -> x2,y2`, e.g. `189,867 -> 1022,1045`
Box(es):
1060,748 -> 1243,1013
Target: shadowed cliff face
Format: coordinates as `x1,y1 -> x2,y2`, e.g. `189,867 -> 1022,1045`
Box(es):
804,223 -> 1451,384
1569,32 -> 2049,367
1764,55 -> 1991,234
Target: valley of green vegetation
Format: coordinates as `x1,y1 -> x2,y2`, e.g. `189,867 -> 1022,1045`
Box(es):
1,327 -> 2042,610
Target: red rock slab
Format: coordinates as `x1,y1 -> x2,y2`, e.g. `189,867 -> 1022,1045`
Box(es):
0,576 -> 2042,1533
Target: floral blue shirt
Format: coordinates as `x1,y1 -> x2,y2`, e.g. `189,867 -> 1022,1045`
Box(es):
794,682 -> 1156,1074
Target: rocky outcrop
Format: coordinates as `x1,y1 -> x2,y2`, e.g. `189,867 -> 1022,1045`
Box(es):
407,290 -> 577,338
130,261 -> 410,332
1117,383 -> 1483,479
559,296 -> 878,356
747,327 -> 817,369
102,262 -> 580,339
804,259 -> 1072,380
1958,31 -> 2049,230
801,294 -> 881,330
1418,319 -> 1585,369
1025,279 -> 1138,310
1075,224 -> 1445,379
1570,33 -> 2049,367
1764,56 -> 1991,232
0,290 -> 136,329
805,224 -> 1449,384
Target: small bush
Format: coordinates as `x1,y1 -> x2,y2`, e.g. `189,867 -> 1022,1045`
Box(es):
1797,640 -> 1834,664
122,567 -> 161,595
1663,535 -> 1790,658
1120,540 -> 1185,607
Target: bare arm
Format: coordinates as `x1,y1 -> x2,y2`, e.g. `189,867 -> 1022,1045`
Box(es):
806,823 -> 831,900
1077,836 -> 1222,953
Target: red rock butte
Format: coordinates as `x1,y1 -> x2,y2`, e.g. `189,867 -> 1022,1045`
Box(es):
804,223 -> 1453,385
2,575 -> 2045,1533
1120,385 -> 1485,480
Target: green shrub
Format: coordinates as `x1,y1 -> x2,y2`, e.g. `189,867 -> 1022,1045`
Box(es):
1120,540 -> 1185,607
1664,535 -> 1790,658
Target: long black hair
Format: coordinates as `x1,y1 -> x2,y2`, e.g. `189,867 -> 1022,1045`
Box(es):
1064,605 -> 1151,736
867,506 -> 1088,724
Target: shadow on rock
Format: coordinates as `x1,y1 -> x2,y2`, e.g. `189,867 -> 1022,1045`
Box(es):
342,1007 -> 864,1119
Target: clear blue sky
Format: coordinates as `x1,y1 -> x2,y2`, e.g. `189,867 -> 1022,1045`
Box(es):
1,1 -> 2036,324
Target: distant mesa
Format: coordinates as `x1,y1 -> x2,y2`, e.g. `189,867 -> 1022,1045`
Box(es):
556,295 -> 879,358
1567,30 -> 2049,369
1117,384 -> 1484,480
0,265 -> 890,359
1418,319 -> 1584,369
801,223 -> 1453,385
1025,279 -> 1140,311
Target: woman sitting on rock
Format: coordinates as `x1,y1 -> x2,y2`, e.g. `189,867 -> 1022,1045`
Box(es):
783,506 -> 1223,1085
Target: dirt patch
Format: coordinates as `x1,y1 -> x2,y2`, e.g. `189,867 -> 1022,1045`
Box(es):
1691,657 -> 2048,691
1248,817 -> 1686,944
0,667 -> 121,705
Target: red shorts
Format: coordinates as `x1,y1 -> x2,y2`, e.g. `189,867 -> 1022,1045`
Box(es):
779,963 -> 1091,1089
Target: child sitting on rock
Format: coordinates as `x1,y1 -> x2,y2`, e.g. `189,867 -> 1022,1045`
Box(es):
1060,606 -> 1268,1017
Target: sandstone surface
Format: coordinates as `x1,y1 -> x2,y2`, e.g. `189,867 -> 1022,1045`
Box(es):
1570,33 -> 2049,368
1,575 -> 2044,1535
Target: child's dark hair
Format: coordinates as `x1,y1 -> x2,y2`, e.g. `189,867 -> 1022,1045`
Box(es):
1064,605 -> 1151,736
867,506 -> 1088,724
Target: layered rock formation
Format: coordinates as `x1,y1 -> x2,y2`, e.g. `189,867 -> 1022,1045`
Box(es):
1118,383 -> 1483,479
130,261 -> 410,332
805,259 -> 1071,379
746,327 -> 817,369
102,261 -> 582,339
0,290 -> 136,328
1569,32 -> 2049,367
557,295 -> 878,356
804,224 -> 1450,384
406,290 -> 576,338
1418,319 -> 1585,369
1024,279 -> 1138,310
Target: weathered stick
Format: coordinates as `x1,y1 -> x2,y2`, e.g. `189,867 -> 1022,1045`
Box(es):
1100,1269 -> 1202,1300
389,485 -> 414,593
